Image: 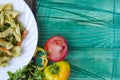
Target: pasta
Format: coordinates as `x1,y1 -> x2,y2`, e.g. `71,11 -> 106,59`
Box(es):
0,3 -> 27,67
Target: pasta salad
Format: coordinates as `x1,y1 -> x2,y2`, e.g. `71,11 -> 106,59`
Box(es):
0,3 -> 28,67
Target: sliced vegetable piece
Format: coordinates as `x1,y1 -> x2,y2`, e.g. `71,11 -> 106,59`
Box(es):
34,47 -> 48,71
44,36 -> 68,62
37,55 -> 48,71
0,47 -> 11,55
17,30 -> 28,46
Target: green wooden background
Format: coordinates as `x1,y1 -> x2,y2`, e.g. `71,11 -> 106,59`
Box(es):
36,0 -> 120,80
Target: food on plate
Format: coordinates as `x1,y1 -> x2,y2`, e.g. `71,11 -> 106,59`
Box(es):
44,36 -> 68,62
0,3 -> 27,67
44,61 -> 70,80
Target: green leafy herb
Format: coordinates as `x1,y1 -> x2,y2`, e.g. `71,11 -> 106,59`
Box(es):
0,51 -> 4,55
7,60 -> 44,80
0,23 -> 10,32
5,35 -> 17,45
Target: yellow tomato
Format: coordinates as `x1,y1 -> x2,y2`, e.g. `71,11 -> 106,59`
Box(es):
43,61 -> 70,80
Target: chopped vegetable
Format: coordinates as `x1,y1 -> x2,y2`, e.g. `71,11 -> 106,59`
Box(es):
17,30 -> 28,46
0,47 -> 11,55
5,34 -> 17,45
0,23 -> 10,32
34,47 -> 48,71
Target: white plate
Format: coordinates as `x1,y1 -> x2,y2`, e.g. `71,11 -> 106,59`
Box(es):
0,0 -> 38,79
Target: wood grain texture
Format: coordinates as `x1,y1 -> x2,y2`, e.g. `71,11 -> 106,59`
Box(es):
24,0 -> 36,17
36,0 -> 120,79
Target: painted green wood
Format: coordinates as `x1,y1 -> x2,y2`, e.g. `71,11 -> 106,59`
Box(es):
36,0 -> 120,80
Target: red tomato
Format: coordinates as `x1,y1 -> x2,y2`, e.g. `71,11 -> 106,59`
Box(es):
44,36 -> 68,62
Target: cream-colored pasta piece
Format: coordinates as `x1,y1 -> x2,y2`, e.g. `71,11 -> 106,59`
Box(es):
4,11 -> 19,18
5,14 -> 16,28
11,46 -> 21,57
12,24 -> 21,42
0,56 -> 11,67
0,11 -> 4,27
4,14 -> 21,41
0,63 -> 8,67
0,39 -> 13,50
0,3 -> 12,11
0,27 -> 12,37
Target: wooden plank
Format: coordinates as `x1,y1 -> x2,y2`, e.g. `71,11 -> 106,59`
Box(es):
24,0 -> 36,17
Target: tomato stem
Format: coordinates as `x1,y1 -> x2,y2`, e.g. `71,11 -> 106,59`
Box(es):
45,50 -> 50,55
50,63 -> 59,74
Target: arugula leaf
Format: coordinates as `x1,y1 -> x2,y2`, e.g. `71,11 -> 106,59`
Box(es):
7,60 -> 44,80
